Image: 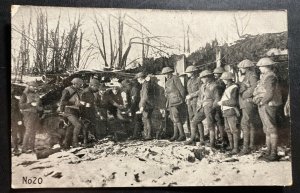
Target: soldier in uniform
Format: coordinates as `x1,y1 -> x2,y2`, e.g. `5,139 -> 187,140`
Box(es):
186,70 -> 221,147
184,65 -> 203,144
213,67 -> 226,143
80,79 -> 100,145
217,72 -> 240,154
253,57 -> 282,161
162,67 -> 186,142
128,78 -> 142,140
136,72 -> 155,140
59,77 -> 83,148
19,81 -> 43,153
237,59 -> 259,155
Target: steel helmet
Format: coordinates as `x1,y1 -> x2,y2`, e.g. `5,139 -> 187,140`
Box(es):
161,67 -> 174,74
256,57 -> 276,67
220,72 -> 235,80
238,59 -> 255,68
71,77 -> 84,85
27,81 -> 39,87
213,67 -> 225,74
89,78 -> 100,86
199,70 -> 213,78
185,65 -> 198,73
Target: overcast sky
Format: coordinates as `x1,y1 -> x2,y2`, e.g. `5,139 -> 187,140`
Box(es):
12,6 -> 287,70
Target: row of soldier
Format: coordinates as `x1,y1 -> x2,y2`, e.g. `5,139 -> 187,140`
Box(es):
13,57 -> 289,162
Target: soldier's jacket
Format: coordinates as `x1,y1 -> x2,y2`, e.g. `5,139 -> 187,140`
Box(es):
130,81 -> 141,113
215,79 -> 226,96
187,76 -> 200,105
19,89 -> 42,113
239,70 -> 258,109
253,71 -> 282,106
190,80 -> 221,110
220,83 -> 239,117
59,86 -> 81,113
80,87 -> 97,120
139,80 -> 154,110
165,75 -> 185,108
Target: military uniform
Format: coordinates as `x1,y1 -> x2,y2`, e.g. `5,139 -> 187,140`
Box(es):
190,78 -> 221,146
253,70 -> 282,158
165,74 -> 187,141
219,82 -> 240,154
239,70 -> 259,154
80,87 -> 98,144
214,78 -> 226,141
139,80 -> 155,139
11,94 -> 25,153
59,86 -> 82,147
19,88 -> 42,152
187,76 -> 200,122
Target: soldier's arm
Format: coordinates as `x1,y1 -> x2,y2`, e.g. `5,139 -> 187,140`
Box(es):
19,93 -> 31,109
242,75 -> 258,99
222,87 -> 239,107
139,83 -> 149,108
213,86 -> 221,109
260,75 -> 277,105
174,77 -> 185,98
59,89 -> 70,111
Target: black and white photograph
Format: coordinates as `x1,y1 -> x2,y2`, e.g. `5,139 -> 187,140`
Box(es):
11,5 -> 291,187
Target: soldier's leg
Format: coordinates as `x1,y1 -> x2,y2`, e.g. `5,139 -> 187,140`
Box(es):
204,106 -> 216,147
11,122 -> 19,152
143,110 -> 153,140
240,108 -> 251,155
169,107 -> 179,141
29,114 -> 40,151
227,116 -> 239,154
185,108 -> 205,145
67,115 -> 82,147
176,104 -> 187,141
224,118 -> 233,150
258,106 -> 271,156
265,106 -> 279,161
215,107 -> 225,141
21,113 -> 31,152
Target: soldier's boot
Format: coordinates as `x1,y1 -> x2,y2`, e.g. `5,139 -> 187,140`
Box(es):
266,133 -> 279,161
226,132 -> 233,151
207,129 -> 215,148
176,123 -> 186,141
169,124 -> 179,142
240,129 -> 251,155
144,123 -> 152,141
184,123 -> 196,145
219,125 -> 225,143
72,126 -> 81,148
198,123 -> 205,146
231,133 -> 239,155
249,128 -> 256,150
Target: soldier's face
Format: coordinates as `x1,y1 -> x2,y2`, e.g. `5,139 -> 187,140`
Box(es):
73,83 -> 82,89
240,68 -> 246,73
28,86 -> 37,92
166,73 -> 172,79
91,85 -> 99,92
259,66 -> 269,73
187,73 -> 192,78
222,79 -> 230,85
201,77 -> 208,83
112,88 -> 118,95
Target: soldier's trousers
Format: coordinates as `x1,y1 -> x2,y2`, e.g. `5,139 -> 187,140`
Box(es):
224,116 -> 239,134
258,105 -> 278,135
241,103 -> 257,131
11,121 -> 25,150
142,108 -> 153,138
64,114 -> 82,146
169,103 -> 187,124
22,112 -> 41,151
192,105 -> 215,129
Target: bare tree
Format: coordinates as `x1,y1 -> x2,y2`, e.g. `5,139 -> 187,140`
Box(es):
232,12 -> 251,38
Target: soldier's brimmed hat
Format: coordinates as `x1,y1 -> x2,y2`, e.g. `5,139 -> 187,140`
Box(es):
199,70 -> 213,78
161,67 -> 174,74
89,79 -> 100,86
238,59 -> 255,68
256,57 -> 277,67
213,67 -> 225,74
71,77 -> 84,85
220,72 -> 235,80
185,65 -> 198,73
135,72 -> 147,79
27,81 -> 39,87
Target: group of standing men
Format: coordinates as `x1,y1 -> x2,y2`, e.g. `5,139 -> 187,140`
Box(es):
14,57 -> 288,162
162,57 -> 287,162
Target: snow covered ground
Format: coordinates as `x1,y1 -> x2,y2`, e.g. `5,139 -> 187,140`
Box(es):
11,139 -> 292,188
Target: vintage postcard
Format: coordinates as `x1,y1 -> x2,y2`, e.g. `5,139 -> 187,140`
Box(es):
11,5 -> 291,188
